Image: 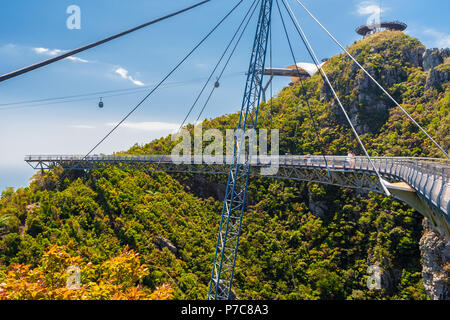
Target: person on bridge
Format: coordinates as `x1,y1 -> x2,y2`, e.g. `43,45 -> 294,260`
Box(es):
304,154 -> 312,166
346,152 -> 356,168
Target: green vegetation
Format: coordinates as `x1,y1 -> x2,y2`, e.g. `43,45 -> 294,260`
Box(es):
0,31 -> 447,300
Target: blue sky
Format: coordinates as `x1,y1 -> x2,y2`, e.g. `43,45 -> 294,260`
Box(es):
0,0 -> 449,191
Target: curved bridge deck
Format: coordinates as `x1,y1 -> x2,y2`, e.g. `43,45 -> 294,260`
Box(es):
25,155 -> 449,236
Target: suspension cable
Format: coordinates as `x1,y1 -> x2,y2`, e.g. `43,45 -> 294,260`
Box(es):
281,0 -> 391,195
294,0 -> 449,159
276,0 -> 330,171
83,0 -> 244,158
194,0 -> 261,123
0,0 -> 212,83
154,0 -> 258,170
269,12 -> 273,115
178,0 -> 259,130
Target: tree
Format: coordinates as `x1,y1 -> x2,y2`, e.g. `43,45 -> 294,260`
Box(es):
0,245 -> 173,300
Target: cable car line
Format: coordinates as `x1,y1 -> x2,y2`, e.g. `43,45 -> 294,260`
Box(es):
281,0 -> 390,195
178,0 -> 259,131
293,0 -> 448,159
83,0 -> 245,159
153,0 -> 259,170
0,72 -> 245,111
0,0 -> 212,83
194,0 -> 260,123
275,0 -> 330,172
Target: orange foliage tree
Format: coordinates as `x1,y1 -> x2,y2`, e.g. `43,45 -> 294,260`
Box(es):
0,245 -> 173,300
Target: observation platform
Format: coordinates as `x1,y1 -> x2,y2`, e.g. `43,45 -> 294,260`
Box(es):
356,21 -> 407,37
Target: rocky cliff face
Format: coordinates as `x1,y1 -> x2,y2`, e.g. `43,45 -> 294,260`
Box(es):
423,48 -> 450,71
306,32 -> 450,300
420,219 -> 450,300
424,49 -> 450,90
320,32 -> 426,134
321,32 -> 450,137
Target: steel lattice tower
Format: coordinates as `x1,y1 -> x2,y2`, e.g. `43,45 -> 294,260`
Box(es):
208,0 -> 273,300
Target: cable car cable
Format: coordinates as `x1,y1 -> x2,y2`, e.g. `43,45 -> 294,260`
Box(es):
294,0 -> 448,159
276,0 -> 330,172
0,0 -> 212,83
0,72 -> 245,111
178,0 -> 258,131
281,0 -> 390,195
84,0 -> 245,158
195,0 -> 260,123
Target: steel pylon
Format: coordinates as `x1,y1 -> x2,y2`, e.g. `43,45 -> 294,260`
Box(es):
208,0 -> 273,300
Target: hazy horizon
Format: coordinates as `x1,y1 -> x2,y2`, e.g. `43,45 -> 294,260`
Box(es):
0,164 -> 35,192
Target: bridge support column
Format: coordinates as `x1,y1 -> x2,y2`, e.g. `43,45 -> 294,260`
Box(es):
381,179 -> 450,240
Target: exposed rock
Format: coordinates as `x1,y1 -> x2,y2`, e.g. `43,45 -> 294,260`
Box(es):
425,64 -> 450,90
155,236 -> 178,255
308,196 -> 328,218
419,219 -> 450,300
380,268 -> 403,292
422,48 -> 450,90
26,203 -> 41,213
325,44 -> 415,134
401,45 -> 425,68
422,48 -> 449,71
320,81 -> 333,101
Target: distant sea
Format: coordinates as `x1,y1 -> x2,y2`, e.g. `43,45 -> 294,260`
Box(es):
0,165 -> 36,193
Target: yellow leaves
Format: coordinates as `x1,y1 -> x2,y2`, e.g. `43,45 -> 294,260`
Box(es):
100,246 -> 149,287
0,264 -> 47,300
0,244 -> 172,300
149,284 -> 173,300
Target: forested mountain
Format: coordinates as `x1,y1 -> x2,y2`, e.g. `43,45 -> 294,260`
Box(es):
0,31 -> 448,300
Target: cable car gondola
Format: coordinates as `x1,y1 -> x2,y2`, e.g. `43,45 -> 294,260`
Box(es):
98,97 -> 104,108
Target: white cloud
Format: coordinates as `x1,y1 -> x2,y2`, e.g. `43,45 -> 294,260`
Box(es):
32,47 -> 51,54
195,63 -> 208,69
32,47 -> 89,63
106,121 -> 179,132
33,47 -> 63,56
1,43 -> 16,49
114,67 -> 145,86
66,56 -> 89,63
0,43 -> 19,55
357,3 -> 381,16
423,29 -> 450,48
70,124 -> 95,129
356,1 -> 386,25
115,67 -> 128,78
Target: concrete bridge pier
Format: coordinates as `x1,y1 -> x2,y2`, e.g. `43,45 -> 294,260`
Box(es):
382,179 -> 450,241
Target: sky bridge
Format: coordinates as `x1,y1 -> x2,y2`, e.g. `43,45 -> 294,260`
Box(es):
25,154 -> 450,239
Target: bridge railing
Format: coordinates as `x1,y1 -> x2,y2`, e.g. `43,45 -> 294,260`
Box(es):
24,155 -> 449,170
24,154 -> 450,162
24,154 -> 450,219
24,154 -> 450,184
